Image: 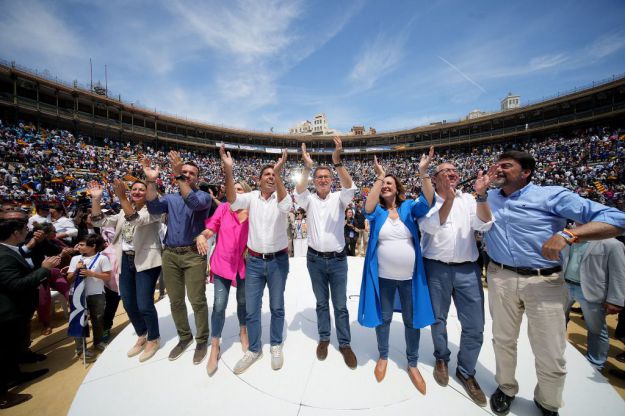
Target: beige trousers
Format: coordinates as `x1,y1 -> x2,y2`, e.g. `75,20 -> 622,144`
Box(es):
487,263 -> 569,412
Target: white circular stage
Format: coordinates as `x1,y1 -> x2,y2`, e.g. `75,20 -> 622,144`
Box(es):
69,257 -> 624,415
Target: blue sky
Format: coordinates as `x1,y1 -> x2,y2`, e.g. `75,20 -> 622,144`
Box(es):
1,0 -> 624,133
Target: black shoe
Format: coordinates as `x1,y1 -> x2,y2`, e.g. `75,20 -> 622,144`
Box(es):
615,352 -> 625,363
534,399 -> 559,416
609,368 -> 625,380
489,387 -> 515,415
0,392 -> 33,409
7,368 -> 50,389
18,350 -> 47,363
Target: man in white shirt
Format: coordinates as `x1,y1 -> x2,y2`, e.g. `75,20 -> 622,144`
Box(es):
49,203 -> 77,244
27,204 -> 50,231
294,137 -> 358,369
418,162 -> 495,406
220,145 -> 293,374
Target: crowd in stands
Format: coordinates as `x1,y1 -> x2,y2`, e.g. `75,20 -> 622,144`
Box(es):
1,120 -> 624,212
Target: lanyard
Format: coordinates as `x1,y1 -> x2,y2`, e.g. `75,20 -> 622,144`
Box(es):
82,253 -> 101,270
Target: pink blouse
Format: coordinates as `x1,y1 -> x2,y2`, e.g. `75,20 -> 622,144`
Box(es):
205,203 -> 249,286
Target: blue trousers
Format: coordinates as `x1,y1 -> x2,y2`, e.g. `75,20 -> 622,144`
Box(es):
566,283 -> 609,369
119,253 -> 161,341
424,259 -> 484,378
306,251 -> 351,346
375,278 -> 421,367
245,253 -> 289,353
211,274 -> 246,339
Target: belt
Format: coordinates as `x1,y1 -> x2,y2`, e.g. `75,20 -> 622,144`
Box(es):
164,245 -> 197,254
426,258 -> 473,266
308,247 -> 346,258
494,261 -> 562,276
565,279 -> 581,286
248,248 -> 288,260
123,250 -> 135,256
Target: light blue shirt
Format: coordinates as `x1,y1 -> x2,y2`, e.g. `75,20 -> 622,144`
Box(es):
563,241 -> 590,283
485,183 -> 625,269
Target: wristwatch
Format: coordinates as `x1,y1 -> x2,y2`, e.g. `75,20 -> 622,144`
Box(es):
175,175 -> 187,182
333,162 -> 343,168
476,193 -> 488,203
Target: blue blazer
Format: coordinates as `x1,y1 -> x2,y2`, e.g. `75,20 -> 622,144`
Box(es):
357,195 -> 435,328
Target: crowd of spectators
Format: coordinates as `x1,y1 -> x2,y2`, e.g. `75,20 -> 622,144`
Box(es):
1,120 -> 624,212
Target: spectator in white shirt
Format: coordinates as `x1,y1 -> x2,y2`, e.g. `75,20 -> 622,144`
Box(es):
294,137 -> 358,369
220,145 -> 293,374
49,203 -> 77,244
418,162 -> 495,406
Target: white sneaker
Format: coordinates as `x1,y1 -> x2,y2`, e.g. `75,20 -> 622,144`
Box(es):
233,351 -> 263,374
270,344 -> 283,370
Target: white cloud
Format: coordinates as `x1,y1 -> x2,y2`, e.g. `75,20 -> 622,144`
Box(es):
349,31 -> 407,90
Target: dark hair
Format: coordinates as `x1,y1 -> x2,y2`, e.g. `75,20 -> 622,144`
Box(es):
78,234 -> 106,252
33,222 -> 56,235
378,174 -> 406,208
0,216 -> 28,240
313,166 -> 332,178
182,161 -> 200,175
498,150 -> 536,181
260,164 -> 275,177
49,203 -> 66,215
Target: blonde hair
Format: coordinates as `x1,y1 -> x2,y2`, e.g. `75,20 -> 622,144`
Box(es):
236,180 -> 252,193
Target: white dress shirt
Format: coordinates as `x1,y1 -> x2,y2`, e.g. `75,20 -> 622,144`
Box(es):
231,190 -> 293,254
52,216 -> 78,241
294,185 -> 356,253
418,190 -> 494,263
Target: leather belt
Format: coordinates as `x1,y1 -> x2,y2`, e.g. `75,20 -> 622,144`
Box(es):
248,248 -> 288,260
164,245 -> 197,254
308,247 -> 346,258
426,258 -> 473,266
494,261 -> 562,276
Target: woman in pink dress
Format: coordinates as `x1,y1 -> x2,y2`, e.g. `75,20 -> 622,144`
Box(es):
196,180 -> 251,376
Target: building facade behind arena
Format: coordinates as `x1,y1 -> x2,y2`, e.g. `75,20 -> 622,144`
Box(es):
1,60 -> 625,158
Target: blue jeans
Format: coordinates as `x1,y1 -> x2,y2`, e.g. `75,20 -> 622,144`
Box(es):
245,253 -> 289,353
306,251 -> 351,346
375,278 -> 420,367
566,283 -> 609,369
211,274 -> 246,339
119,253 -> 161,341
424,259 -> 484,378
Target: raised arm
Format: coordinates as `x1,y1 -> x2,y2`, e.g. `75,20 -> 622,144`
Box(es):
365,155 -> 385,214
332,136 -> 353,189
273,149 -> 288,202
418,146 -> 435,206
169,151 -> 193,199
473,165 -> 496,223
296,142 -> 313,194
112,178 -> 135,217
141,156 -> 160,202
220,145 -> 236,204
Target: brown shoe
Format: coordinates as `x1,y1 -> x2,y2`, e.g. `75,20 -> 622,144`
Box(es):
456,369 -> 487,406
433,359 -> 449,386
0,392 -> 32,409
408,366 -> 427,395
193,342 -> 208,365
339,346 -> 357,369
374,358 -> 388,382
168,338 -> 193,361
316,340 -> 330,361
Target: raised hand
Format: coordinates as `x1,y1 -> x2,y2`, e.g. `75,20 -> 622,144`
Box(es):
41,255 -> 61,270
168,151 -> 183,176
301,143 -> 314,169
418,146 -> 435,174
141,156 -> 159,181
373,155 -> 385,178
112,178 -> 128,199
87,181 -> 104,200
331,136 -> 343,165
274,148 -> 288,174
474,165 -> 497,195
219,144 -> 234,170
